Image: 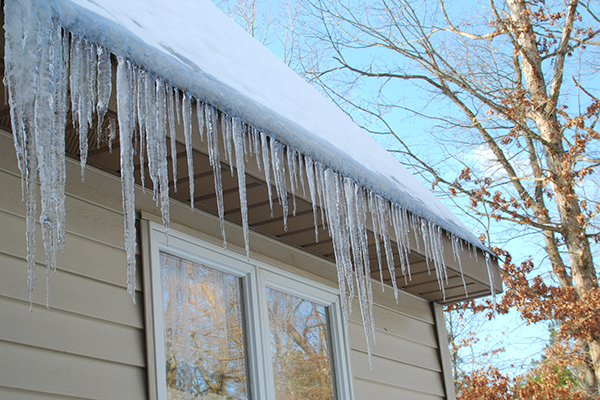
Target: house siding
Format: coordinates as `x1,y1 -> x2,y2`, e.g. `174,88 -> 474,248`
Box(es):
0,130 -> 452,399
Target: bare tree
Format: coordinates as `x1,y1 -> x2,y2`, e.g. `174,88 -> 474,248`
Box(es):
286,0 -> 600,395
214,0 -> 304,67
215,0 -> 274,44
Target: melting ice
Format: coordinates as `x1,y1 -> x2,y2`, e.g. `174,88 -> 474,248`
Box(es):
3,5 -> 498,361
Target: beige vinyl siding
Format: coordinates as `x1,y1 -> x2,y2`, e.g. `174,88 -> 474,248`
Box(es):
0,132 -> 147,399
0,130 -> 453,399
349,296 -> 447,399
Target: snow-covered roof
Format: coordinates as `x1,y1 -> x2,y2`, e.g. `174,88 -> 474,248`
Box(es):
49,0 -> 481,248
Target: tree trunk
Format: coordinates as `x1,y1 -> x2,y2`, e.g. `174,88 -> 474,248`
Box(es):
507,0 -> 600,391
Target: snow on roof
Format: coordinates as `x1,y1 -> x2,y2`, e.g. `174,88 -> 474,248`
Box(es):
52,0 -> 482,248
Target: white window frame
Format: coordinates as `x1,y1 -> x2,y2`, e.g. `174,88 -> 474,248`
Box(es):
142,220 -> 354,400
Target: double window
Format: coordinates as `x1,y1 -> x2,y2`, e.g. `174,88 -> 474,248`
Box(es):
143,222 -> 353,400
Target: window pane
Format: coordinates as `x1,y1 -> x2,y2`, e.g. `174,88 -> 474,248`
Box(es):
161,252 -> 249,400
266,287 -> 334,400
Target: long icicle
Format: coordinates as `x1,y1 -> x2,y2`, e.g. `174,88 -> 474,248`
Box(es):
261,131 -> 274,217
136,69 -> 147,193
96,45 -> 112,147
305,157 -> 320,242
167,84 -> 178,193
116,57 -> 137,302
205,104 -> 227,248
231,116 -> 250,258
155,79 -> 170,235
182,92 -> 194,209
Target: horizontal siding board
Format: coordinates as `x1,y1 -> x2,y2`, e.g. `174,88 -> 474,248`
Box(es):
0,297 -> 145,367
348,321 -> 441,372
349,299 -> 438,347
0,169 -> 126,251
0,386 -> 91,400
0,341 -> 147,400
351,350 -> 446,397
0,209 -> 143,290
0,252 -> 144,329
353,377 -> 444,400
369,288 -> 435,324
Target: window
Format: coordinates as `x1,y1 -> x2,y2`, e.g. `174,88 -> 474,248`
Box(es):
143,221 -> 353,400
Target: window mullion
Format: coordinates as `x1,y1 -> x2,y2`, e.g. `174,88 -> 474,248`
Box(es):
328,299 -> 355,400
243,266 -> 276,400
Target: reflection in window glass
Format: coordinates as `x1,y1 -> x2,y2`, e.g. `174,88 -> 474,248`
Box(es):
266,287 -> 334,400
160,252 -> 249,400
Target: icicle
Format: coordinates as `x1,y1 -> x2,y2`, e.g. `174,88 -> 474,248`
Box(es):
182,92 -> 194,209
435,226 -> 448,289
231,116 -> 250,258
304,157 -> 320,242
54,26 -> 68,259
401,208 -> 414,266
155,79 -> 170,234
421,219 -> 432,275
391,204 -> 409,284
4,8 -> 71,308
270,139 -> 288,230
167,84 -> 178,192
96,45 -> 112,147
486,253 -> 497,312
297,152 -> 306,197
247,126 -> 255,157
87,41 -> 98,130
205,104 -> 227,248
5,10 -> 28,200
410,213 -> 421,254
260,131 -> 274,217
175,86 -> 182,126
252,128 -> 262,172
131,69 -> 139,149
375,196 -> 398,300
344,179 -> 364,279
287,148 -> 298,216
425,222 -> 446,300
222,113 -> 234,175
368,192 -> 385,290
108,117 -> 117,152
322,169 -> 351,321
356,188 -> 371,282
25,135 -> 38,310
315,162 -> 328,230
322,170 -> 374,364
344,179 -> 373,327
438,227 -> 448,285
116,57 -> 137,302
452,234 -> 468,296
136,69 -> 147,193
196,99 -> 205,142
145,72 -> 160,203
70,35 -> 91,179
37,20 -> 69,307
242,124 -> 250,161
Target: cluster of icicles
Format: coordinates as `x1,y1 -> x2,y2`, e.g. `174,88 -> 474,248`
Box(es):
4,12 -> 495,356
